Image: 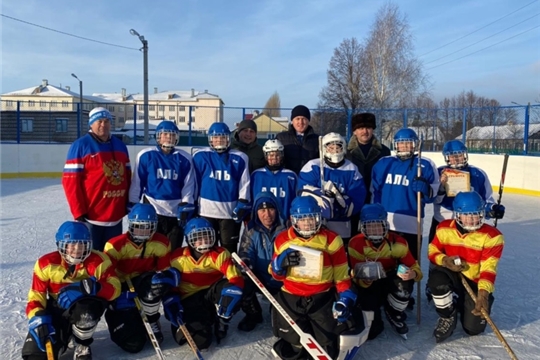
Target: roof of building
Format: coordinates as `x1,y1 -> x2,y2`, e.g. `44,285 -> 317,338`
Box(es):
94,89 -> 222,103
2,83 -> 115,103
458,123 -> 540,140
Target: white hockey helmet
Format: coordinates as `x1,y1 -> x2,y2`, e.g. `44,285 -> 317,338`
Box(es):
263,139 -> 284,168
322,132 -> 346,164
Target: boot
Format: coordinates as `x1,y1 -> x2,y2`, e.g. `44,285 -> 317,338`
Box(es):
215,317 -> 230,344
149,319 -> 164,344
367,309 -> 384,340
272,338 -> 307,360
433,309 -> 458,343
73,344 -> 92,360
384,305 -> 409,338
238,295 -> 263,332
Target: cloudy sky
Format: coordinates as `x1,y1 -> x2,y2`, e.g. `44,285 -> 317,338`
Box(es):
1,0 -> 539,110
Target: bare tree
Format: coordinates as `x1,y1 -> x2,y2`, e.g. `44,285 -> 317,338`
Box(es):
263,91 -> 281,118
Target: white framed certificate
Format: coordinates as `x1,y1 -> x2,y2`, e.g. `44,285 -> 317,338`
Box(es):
288,244 -> 323,281
443,169 -> 471,197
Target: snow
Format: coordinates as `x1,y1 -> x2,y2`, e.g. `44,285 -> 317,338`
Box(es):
1,179 -> 540,360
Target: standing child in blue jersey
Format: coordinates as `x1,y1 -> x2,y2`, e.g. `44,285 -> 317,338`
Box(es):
298,132 -> 366,246
250,139 -> 297,222
237,191 -> 286,332
129,120 -> 197,250
429,140 -> 505,243
192,122 -> 251,254
370,128 -> 439,263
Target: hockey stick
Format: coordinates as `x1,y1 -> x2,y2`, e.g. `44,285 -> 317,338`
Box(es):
415,139 -> 423,325
176,317 -> 205,360
45,339 -> 54,360
459,274 -> 518,360
319,135 -> 325,188
231,253 -> 333,360
126,278 -> 165,360
493,154 -> 509,228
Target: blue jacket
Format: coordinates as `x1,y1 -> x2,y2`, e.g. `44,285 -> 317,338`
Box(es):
238,191 -> 285,290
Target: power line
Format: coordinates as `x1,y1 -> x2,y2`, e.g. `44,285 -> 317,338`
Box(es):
419,0 -> 539,57
424,13 -> 539,65
427,24 -> 540,70
1,14 -> 139,51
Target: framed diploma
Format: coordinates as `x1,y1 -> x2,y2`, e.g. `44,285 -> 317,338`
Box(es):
443,169 -> 471,197
288,244 -> 324,281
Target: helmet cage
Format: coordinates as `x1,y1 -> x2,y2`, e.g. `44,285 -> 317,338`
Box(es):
208,134 -> 230,153
455,210 -> 484,231
58,238 -> 92,265
361,219 -> 389,245
291,213 -> 321,238
187,226 -> 216,253
322,133 -> 345,164
444,150 -> 468,169
393,138 -> 417,160
129,219 -> 157,243
156,129 -> 179,150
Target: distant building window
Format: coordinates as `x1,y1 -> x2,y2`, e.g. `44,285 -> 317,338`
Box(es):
56,119 -> 68,132
169,116 -> 175,121
108,106 -> 115,112
6,100 -> 13,107
50,101 -> 58,107
267,133 -> 276,139
127,117 -> 133,121
62,101 -> 69,108
179,106 -> 186,111
179,116 -> 186,123
28,101 -> 36,107
191,116 -> 195,123
169,105 -> 175,111
159,105 -> 164,111
118,116 -> 125,123
119,106 -> 125,112
39,101 -> 47,107
22,119 -> 33,132
149,105 -> 155,111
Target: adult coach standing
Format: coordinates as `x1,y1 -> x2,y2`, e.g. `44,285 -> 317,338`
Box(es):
276,105 -> 319,174
62,107 -> 131,251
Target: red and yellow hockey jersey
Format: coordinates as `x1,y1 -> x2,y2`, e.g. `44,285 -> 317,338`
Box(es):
269,227 -> 351,297
104,232 -> 171,282
26,250 -> 121,318
348,231 -> 422,288
170,246 -> 244,300
428,220 -> 504,293
62,133 -> 131,225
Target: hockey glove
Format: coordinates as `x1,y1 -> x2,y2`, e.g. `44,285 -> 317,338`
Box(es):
442,256 -> 466,272
28,314 -> 56,352
485,203 -> 505,220
271,248 -> 301,276
162,293 -> 184,328
323,182 -> 347,208
232,199 -> 251,223
471,289 -> 489,318
216,284 -> 243,319
151,268 -> 181,298
332,289 -> 357,323
177,202 -> 196,226
57,277 -> 100,309
115,290 -> 137,310
411,176 -> 432,198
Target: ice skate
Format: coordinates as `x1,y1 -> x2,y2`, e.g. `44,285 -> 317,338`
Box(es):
433,309 -> 457,343
384,306 -> 409,339
73,344 -> 92,360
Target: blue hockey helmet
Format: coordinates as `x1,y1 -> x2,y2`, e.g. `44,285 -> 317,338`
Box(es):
443,140 -> 468,169
360,203 -> 389,244
128,203 -> 158,243
453,191 -> 485,231
155,120 -> 180,150
184,217 -> 216,253
55,221 -> 92,265
393,128 -> 418,160
208,122 -> 231,153
290,196 -> 322,238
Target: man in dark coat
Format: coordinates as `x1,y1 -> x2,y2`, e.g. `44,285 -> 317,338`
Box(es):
276,105 -> 319,174
346,113 -> 391,236
231,120 -> 265,173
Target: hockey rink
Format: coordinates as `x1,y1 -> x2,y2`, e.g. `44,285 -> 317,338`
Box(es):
1,178 -> 539,359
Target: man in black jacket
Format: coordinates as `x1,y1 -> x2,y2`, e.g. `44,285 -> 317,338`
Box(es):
276,105 -> 319,174
346,113 -> 391,235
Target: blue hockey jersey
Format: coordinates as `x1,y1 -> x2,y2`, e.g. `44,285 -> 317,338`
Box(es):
298,159 -> 366,238
129,146 -> 196,217
250,167 -> 297,221
192,148 -> 250,219
433,165 -> 496,222
371,155 -> 439,234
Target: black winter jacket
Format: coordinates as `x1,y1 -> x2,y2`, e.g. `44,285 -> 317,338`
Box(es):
230,133 -> 265,173
276,125 -> 319,174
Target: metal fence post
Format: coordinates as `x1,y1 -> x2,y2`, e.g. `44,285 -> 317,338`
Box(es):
346,109 -> 352,142
188,106 -> 193,146
524,103 -> 530,155
16,101 -> 21,144
461,108 -> 467,145
403,108 -> 408,128
133,104 -> 138,145
77,102 -> 81,139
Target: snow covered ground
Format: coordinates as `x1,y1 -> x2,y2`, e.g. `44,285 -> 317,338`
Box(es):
1,178 -> 539,360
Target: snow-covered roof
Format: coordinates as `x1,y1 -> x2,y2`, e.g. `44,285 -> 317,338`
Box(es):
458,124 -> 540,140
2,83 -> 115,103
95,89 -> 221,103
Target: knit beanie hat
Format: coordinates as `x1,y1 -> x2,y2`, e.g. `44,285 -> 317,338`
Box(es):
257,201 -> 276,210
291,105 -> 311,121
238,120 -> 257,133
352,113 -> 376,130
89,107 -> 113,126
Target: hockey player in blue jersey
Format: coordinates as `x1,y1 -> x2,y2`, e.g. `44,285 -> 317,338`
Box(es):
298,132 -> 366,246
192,122 -> 251,254
371,128 -> 439,262
429,140 -> 505,243
129,120 -> 196,250
250,139 -> 297,222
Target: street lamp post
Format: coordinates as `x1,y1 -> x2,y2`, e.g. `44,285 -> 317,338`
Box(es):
71,73 -> 83,136
130,28 -> 149,144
